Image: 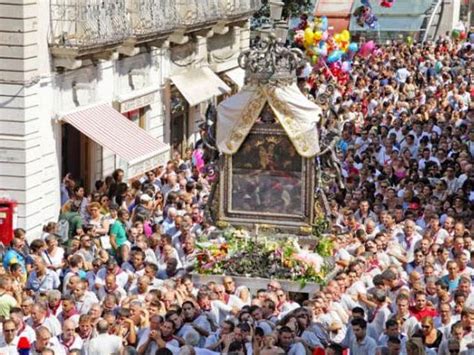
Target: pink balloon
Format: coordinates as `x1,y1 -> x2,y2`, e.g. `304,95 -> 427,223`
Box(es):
359,40 -> 375,57
341,61 -> 352,72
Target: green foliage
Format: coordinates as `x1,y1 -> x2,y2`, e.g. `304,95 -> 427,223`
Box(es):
195,228 -> 328,286
316,236 -> 333,257
256,0 -> 314,19
312,215 -> 330,239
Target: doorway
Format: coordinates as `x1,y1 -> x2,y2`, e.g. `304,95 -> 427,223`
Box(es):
61,124 -> 92,190
170,89 -> 189,156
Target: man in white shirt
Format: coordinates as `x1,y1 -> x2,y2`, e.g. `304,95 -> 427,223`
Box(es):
369,290 -> 392,340
59,319 -> 83,353
28,303 -> 62,338
31,326 -> 65,355
10,308 -> 36,345
73,281 -> 99,315
95,273 -> 127,303
0,319 -> 19,355
87,319 -> 122,355
137,315 -> 163,355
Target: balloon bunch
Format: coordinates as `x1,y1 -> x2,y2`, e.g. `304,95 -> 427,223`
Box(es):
293,16 -> 361,84
452,29 -> 468,40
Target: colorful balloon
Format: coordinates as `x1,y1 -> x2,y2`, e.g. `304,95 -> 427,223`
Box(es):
348,42 -> 359,52
470,33 -> 474,43
321,17 -> 328,31
452,29 -> 460,39
316,46 -> 328,57
327,50 -> 343,63
460,31 -> 467,40
340,30 -> 351,42
314,31 -> 323,41
341,61 -> 352,73
435,61 -> 442,73
359,40 -> 375,57
380,0 -> 395,8
304,28 -> 314,48
406,36 -> 413,45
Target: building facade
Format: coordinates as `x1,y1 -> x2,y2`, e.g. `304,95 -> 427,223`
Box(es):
0,0 -> 258,237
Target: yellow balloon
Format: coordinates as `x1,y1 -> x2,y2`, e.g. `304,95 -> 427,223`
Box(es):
314,31 -> 323,42
334,34 -> 342,42
304,28 -> 314,48
341,30 -> 350,42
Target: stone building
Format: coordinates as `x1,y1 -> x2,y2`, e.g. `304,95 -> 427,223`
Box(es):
0,0 -> 259,237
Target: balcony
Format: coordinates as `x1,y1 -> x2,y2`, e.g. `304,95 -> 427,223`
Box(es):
49,0 -> 131,54
49,0 -> 261,58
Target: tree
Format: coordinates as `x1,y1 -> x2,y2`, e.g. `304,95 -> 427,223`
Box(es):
255,0 -> 314,19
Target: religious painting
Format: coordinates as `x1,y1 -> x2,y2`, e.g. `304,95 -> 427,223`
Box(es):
229,132 -> 304,217
219,103 -> 314,231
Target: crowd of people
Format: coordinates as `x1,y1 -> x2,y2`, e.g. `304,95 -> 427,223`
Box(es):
0,33 -> 472,355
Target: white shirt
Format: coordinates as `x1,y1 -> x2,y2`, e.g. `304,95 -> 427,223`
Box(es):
0,336 -> 18,355
96,285 -> 127,303
42,248 -> 65,277
17,323 -> 36,344
94,268 -> 129,289
75,291 -> 99,315
31,336 -> 66,355
59,334 -> 83,352
369,304 -> 392,339
27,315 -> 62,337
87,333 -> 122,355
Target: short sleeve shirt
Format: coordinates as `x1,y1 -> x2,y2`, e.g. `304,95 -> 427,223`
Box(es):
0,293 -> 17,319
110,220 -> 127,248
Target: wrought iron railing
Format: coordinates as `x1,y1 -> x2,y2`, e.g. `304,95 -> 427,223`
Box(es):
49,0 -> 131,49
49,0 -> 262,49
129,0 -> 177,37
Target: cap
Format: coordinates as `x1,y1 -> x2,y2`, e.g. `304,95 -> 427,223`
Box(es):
140,194 -> 152,202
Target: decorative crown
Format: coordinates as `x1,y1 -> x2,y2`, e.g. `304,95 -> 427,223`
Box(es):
238,34 -> 304,86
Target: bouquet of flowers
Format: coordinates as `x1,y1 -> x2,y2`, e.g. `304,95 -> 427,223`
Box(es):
195,229 -> 331,286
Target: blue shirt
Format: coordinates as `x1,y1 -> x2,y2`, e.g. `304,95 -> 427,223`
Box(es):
26,270 -> 60,292
441,275 -> 460,292
162,218 -> 176,235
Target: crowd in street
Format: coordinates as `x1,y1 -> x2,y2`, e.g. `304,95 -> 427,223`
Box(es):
0,34 -> 472,355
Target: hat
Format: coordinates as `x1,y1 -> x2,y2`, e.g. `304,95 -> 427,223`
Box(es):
140,194 -> 152,202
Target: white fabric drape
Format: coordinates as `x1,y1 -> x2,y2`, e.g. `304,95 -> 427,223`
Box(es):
216,83 -> 322,158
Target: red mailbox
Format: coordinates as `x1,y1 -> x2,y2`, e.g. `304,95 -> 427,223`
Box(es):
0,199 -> 17,245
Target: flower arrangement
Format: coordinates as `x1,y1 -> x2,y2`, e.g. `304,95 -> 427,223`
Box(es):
195,228 -> 331,287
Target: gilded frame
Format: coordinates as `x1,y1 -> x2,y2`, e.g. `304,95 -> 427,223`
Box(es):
218,123 -> 314,230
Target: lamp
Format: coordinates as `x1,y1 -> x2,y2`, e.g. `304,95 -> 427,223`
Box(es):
259,23 -> 273,40
275,20 -> 289,42
269,1 -> 284,21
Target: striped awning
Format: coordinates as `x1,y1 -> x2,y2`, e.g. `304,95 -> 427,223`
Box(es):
224,67 -> 246,90
170,67 -> 231,107
61,104 -> 169,177
315,0 -> 354,17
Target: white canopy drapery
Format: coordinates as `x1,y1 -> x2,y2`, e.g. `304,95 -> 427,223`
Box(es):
216,83 -> 322,158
